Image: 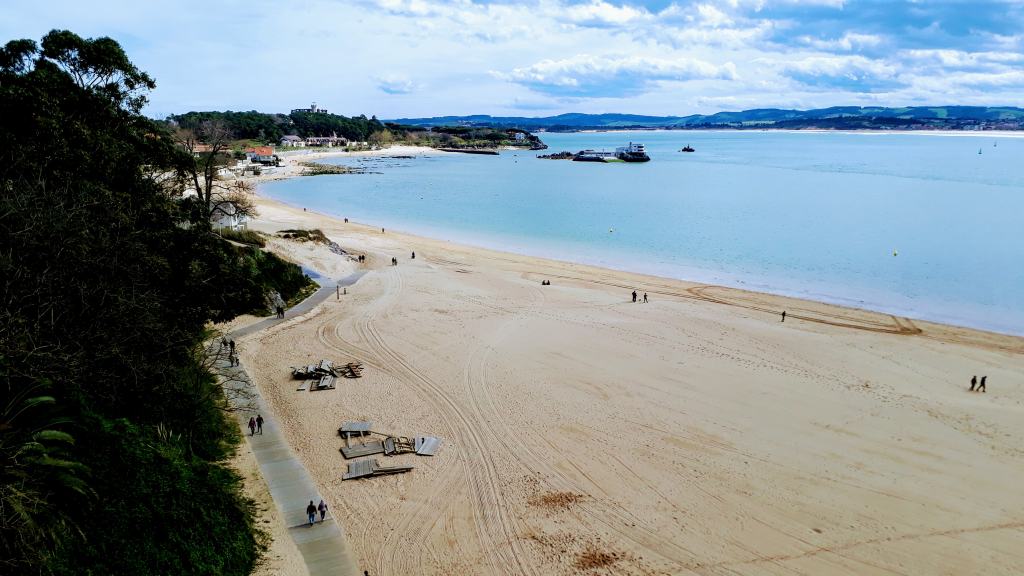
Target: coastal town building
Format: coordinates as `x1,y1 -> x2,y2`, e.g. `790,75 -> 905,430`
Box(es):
305,134 -> 348,147
280,135 -> 305,147
291,101 -> 329,114
211,201 -> 248,231
245,146 -> 278,165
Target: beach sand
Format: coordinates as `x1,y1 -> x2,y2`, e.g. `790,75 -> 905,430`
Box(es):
235,172 -> 1024,575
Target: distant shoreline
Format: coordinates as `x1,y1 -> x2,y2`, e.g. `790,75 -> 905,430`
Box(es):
564,128 -> 1024,138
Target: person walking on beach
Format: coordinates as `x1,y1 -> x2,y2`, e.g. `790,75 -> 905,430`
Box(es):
256,414 -> 264,435
781,310 -> 786,322
978,376 -> 987,393
970,375 -> 977,391
318,499 -> 328,522
306,501 -> 317,526
643,292 -> 648,303
248,417 -> 256,436
632,290 -> 637,303
411,251 -> 415,259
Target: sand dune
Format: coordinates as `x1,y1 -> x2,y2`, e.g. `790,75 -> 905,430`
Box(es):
238,194 -> 1024,575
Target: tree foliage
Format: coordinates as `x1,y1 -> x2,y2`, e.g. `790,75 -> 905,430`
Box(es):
0,30 -> 304,574
288,111 -> 385,141
168,110 -> 291,143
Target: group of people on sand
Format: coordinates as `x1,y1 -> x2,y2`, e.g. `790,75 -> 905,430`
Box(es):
631,290 -> 648,303
969,375 -> 988,393
306,499 -> 328,525
357,254 -> 366,263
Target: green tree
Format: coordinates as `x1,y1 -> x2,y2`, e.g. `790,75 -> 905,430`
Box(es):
1,30 -> 268,574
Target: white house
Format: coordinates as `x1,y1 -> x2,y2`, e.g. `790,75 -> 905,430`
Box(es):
212,202 -> 249,231
280,135 -> 305,147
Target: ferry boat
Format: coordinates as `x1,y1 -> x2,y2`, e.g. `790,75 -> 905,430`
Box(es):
615,142 -> 650,162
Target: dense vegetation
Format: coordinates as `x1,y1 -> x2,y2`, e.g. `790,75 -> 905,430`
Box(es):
169,110 -> 291,142
289,111 -> 385,141
383,123 -> 543,149
1,30 -> 310,574
168,109 -> 387,144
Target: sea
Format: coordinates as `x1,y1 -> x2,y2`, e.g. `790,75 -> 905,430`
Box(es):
262,131 -> 1024,336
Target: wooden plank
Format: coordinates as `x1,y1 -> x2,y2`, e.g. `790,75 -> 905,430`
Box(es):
342,459 -> 375,480
343,459 -> 413,480
340,441 -> 384,459
339,421 -> 372,434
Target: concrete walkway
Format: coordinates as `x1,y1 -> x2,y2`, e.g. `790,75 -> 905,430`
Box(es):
227,270 -> 369,576
233,270 -> 367,339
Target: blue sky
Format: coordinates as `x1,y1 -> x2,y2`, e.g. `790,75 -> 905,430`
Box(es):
5,1 -> 1024,118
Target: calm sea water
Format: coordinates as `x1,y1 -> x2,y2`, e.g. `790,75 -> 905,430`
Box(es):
263,131 -> 1024,335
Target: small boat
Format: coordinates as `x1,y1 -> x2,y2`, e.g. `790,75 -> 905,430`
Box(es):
681,145 -> 695,153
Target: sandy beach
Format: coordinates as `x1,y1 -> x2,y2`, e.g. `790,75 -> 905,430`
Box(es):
233,154 -> 1024,575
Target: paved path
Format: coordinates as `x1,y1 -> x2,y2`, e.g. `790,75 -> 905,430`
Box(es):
227,270 -> 369,576
233,270 -> 367,339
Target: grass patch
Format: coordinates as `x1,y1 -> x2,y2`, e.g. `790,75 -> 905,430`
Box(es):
286,281 -> 319,308
277,228 -> 328,242
218,228 -> 266,247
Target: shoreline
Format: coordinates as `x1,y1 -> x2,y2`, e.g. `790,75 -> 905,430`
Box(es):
562,128 -> 1024,138
247,188 -> 1023,354
246,152 -> 1022,339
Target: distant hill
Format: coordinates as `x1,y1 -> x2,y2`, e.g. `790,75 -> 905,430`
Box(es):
391,107 -> 1024,131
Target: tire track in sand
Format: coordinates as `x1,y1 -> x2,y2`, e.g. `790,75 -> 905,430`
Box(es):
351,268 -> 539,576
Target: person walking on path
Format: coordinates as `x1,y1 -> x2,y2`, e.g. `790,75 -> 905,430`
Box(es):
306,501 -> 317,526
970,375 -> 977,391
248,417 -> 256,436
318,499 -> 328,522
781,310 -> 786,322
229,340 -> 235,355
643,292 -> 648,303
978,376 -> 987,393
256,414 -> 264,435
632,290 -> 637,303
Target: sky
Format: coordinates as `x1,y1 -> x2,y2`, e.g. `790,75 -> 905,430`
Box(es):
5,0 -> 1024,119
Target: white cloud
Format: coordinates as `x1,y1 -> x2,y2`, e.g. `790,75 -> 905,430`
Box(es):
497,54 -> 738,96
376,75 -> 419,94
901,49 -> 1024,69
800,32 -> 883,51
563,0 -> 651,25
